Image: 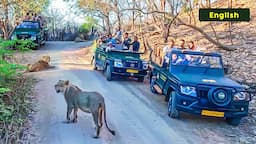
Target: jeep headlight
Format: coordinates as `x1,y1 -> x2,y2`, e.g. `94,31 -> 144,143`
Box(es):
114,59 -> 123,68
180,86 -> 197,97
31,35 -> 37,41
11,35 -> 17,40
142,61 -> 148,70
233,92 -> 251,101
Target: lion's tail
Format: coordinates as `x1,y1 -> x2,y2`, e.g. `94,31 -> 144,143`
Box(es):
101,103 -> 115,136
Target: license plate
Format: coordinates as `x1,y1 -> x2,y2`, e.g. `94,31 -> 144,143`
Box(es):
201,110 -> 224,117
126,69 -> 138,73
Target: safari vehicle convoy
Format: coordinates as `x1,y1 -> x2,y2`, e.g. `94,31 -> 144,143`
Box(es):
93,43 -> 148,82
10,20 -> 47,49
149,49 -> 252,126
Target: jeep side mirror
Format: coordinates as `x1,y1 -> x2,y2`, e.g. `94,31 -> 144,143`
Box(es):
224,64 -> 232,75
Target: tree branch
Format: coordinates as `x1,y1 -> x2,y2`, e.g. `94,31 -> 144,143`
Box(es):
177,18 -> 236,51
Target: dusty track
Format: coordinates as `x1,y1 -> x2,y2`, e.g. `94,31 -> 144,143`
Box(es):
21,41 -> 254,144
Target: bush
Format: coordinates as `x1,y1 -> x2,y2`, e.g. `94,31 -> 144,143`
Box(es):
0,39 -> 32,84
0,39 -> 34,143
78,16 -> 97,40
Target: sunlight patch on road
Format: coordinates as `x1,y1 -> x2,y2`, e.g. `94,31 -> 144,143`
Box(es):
58,63 -> 93,70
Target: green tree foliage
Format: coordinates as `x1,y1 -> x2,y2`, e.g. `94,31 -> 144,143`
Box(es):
0,39 -> 33,84
0,0 -> 50,39
77,0 -> 112,33
78,16 -> 98,39
79,16 -> 97,34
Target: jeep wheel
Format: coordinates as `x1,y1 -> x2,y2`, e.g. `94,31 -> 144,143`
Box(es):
35,43 -> 41,50
168,91 -> 180,118
164,94 -> 170,102
92,58 -> 97,70
105,65 -> 112,81
138,76 -> 144,82
226,117 -> 241,126
150,76 -> 157,94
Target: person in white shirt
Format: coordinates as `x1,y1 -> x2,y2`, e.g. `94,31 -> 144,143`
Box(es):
114,27 -> 122,43
106,42 -> 115,52
162,40 -> 175,67
163,39 -> 175,54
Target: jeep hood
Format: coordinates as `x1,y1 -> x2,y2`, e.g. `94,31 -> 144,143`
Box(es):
173,73 -> 242,88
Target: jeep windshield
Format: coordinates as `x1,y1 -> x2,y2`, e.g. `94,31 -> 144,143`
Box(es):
16,21 -> 40,29
171,53 -> 223,69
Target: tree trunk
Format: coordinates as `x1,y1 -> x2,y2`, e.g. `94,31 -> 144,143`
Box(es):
117,13 -> 121,30
163,13 -> 179,42
114,0 -> 121,30
132,0 -> 135,30
105,13 -> 111,34
2,1 -> 10,40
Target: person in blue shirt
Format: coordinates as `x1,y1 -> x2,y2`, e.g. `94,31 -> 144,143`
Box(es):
106,34 -> 113,43
106,33 -> 117,45
131,36 -> 140,52
110,37 -> 117,44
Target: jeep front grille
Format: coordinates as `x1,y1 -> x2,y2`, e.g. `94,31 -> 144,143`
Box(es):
17,34 -> 31,39
124,60 -> 139,68
197,86 -> 210,98
197,85 -> 232,107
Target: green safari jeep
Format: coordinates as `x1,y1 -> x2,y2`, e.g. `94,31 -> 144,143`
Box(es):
10,20 -> 46,49
149,49 -> 252,126
93,44 -> 148,82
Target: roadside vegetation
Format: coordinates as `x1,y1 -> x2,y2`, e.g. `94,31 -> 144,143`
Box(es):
0,39 -> 37,143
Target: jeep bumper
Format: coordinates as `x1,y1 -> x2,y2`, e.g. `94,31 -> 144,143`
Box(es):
112,67 -> 147,77
174,93 -> 249,118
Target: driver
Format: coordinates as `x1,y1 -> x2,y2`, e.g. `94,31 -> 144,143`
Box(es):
182,55 -> 192,65
175,54 -> 192,65
172,54 -> 178,64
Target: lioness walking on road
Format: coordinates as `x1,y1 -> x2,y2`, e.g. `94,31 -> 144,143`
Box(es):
54,80 -> 115,138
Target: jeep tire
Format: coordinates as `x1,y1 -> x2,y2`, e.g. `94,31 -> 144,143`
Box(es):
168,91 -> 180,118
165,93 -> 170,102
226,117 -> 241,126
92,58 -> 97,70
105,65 -> 112,81
150,75 -> 157,94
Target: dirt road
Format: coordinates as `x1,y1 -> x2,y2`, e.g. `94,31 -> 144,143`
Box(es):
23,42 -> 254,144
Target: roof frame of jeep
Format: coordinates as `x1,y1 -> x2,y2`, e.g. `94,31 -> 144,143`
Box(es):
98,46 -> 144,54
109,49 -> 144,54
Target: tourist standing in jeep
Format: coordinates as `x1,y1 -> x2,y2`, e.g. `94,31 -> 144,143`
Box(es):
123,32 -> 131,50
188,41 -> 198,51
114,27 -> 122,43
130,36 -> 140,52
162,39 -> 176,67
179,39 -> 186,49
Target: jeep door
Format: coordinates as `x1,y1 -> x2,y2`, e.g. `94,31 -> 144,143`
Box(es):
155,68 -> 169,90
95,47 -> 107,68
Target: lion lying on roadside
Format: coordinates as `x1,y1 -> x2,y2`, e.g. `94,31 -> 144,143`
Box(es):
26,56 -> 54,72
54,80 -> 115,138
